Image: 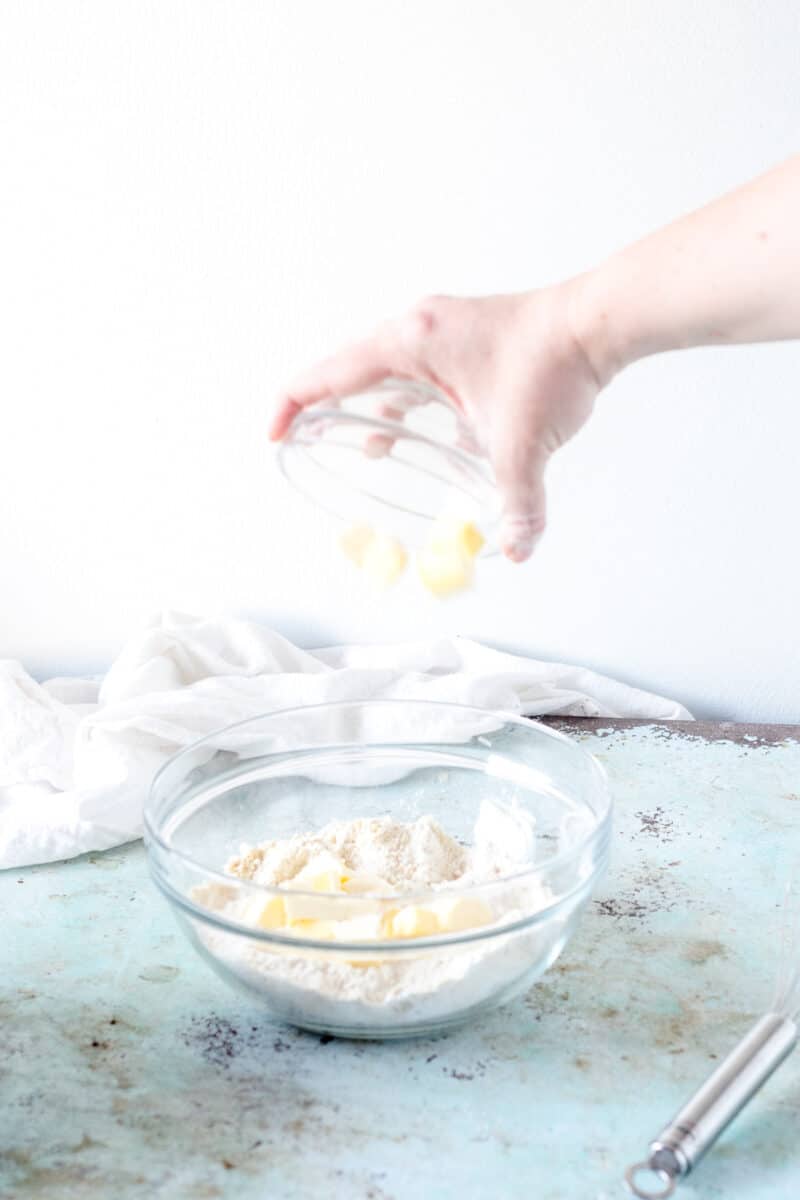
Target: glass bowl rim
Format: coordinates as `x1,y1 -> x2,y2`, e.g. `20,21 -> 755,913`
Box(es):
144,699 -> 611,947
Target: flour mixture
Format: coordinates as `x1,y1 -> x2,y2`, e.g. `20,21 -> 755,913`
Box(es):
192,805 -> 559,1031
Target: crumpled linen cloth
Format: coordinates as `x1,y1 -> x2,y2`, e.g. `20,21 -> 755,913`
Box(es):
0,611 -> 691,869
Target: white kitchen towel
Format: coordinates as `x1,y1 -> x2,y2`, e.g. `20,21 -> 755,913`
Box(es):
0,611 -> 691,870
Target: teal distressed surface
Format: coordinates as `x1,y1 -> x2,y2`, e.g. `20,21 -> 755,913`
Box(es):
2,721 -> 800,1200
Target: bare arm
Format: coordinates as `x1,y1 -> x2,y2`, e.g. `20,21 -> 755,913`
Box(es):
575,154 -> 800,382
272,156 -> 800,562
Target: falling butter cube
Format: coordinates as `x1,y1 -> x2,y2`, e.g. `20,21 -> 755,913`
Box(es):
418,547 -> 474,597
418,516 -> 485,597
428,515 -> 485,559
338,523 -> 376,567
455,521 -> 484,558
432,895 -> 492,933
390,905 -> 440,939
362,533 -> 408,589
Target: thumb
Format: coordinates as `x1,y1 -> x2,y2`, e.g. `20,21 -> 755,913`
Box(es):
493,445 -> 549,563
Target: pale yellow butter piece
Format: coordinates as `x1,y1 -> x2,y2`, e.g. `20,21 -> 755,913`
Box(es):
432,895 -> 492,933
289,852 -> 348,891
418,546 -> 474,597
332,911 -> 389,942
362,533 -> 408,588
418,515 -> 485,597
256,894 -> 288,930
310,869 -> 348,893
390,905 -> 440,939
428,515 -> 485,559
456,521 -> 485,558
287,918 -> 336,940
339,523 -> 376,566
342,872 -> 392,895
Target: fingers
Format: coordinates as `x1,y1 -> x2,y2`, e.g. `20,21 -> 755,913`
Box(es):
269,332 -> 398,441
364,390 -> 430,458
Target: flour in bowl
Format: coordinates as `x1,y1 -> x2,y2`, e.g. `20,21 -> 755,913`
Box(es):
192,807 -> 563,1034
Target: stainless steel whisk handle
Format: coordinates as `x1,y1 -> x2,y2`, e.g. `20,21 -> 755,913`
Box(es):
625,1012 -> 798,1199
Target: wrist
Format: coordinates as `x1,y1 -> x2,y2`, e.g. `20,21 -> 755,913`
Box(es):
566,261 -> 641,388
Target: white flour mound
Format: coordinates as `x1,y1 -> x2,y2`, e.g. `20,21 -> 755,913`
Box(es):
196,809 -> 564,1032
228,814 -> 469,889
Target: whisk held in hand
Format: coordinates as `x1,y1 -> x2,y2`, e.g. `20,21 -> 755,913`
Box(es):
625,875 -> 800,1199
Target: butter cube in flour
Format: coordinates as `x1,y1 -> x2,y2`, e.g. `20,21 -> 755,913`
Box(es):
433,895 -> 492,933
390,905 -> 440,939
256,895 -> 287,930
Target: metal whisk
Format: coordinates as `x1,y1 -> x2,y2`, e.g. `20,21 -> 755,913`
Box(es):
625,877 -> 800,1198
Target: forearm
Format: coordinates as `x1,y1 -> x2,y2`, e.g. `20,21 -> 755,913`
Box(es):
572,155 -> 800,383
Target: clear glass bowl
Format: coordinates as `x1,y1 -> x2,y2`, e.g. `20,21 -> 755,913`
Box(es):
145,700 -> 611,1039
276,380 -> 502,551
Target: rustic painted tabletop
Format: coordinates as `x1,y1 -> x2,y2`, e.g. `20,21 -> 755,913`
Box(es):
3,719 -> 800,1200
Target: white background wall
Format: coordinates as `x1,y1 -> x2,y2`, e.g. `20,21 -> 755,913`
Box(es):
2,0 -> 799,721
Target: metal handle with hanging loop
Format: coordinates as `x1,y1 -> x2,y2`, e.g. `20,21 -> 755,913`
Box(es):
625,1011 -> 798,1198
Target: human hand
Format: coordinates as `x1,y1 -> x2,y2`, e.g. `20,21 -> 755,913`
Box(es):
270,284 -> 603,562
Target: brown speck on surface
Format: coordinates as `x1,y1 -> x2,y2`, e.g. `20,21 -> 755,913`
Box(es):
594,896 -> 648,920
183,1014 -> 243,1067
222,1159 -> 235,1170
573,1056 -> 590,1071
634,807 -> 675,842
683,939 -> 727,965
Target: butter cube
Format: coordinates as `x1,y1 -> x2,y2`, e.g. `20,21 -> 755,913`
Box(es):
342,872 -> 392,895
455,520 -> 485,558
256,895 -> 287,930
332,911 -> 388,942
390,905 -> 440,939
287,918 -> 336,940
339,523 -> 376,567
362,533 -> 408,588
432,896 -> 492,933
417,547 -> 474,596
418,515 -> 485,596
429,516 -> 485,559
290,853 -> 348,892
311,869 -> 348,893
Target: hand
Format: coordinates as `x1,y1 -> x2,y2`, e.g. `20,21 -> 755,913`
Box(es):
270,284 -> 602,562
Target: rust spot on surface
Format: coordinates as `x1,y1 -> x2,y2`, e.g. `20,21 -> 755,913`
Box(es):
137,964 -> 180,984
683,939 -> 727,964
